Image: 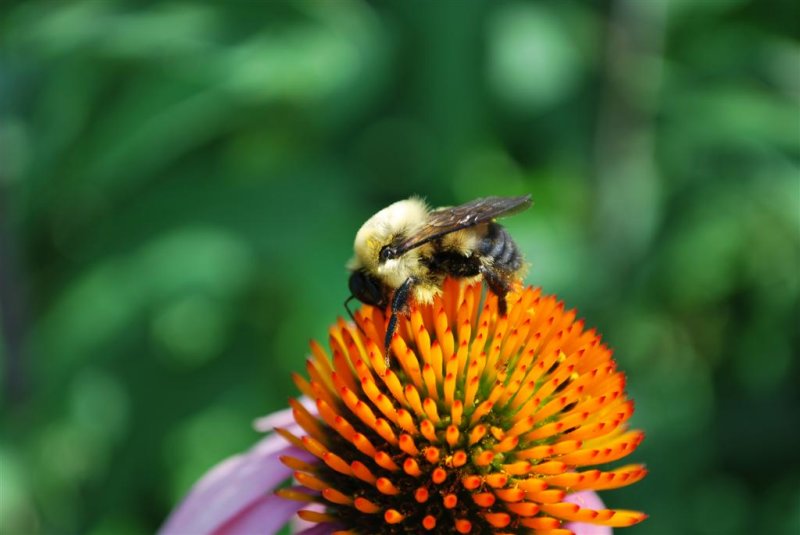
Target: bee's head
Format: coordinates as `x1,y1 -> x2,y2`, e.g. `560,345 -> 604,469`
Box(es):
350,198 -> 428,270
348,269 -> 388,308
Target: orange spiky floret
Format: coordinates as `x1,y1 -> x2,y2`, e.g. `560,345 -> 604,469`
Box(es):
279,279 -> 647,534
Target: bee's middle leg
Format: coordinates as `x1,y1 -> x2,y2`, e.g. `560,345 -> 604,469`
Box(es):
480,266 -> 510,316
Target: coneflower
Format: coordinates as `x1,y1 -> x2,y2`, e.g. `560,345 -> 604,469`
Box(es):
161,279 -> 646,534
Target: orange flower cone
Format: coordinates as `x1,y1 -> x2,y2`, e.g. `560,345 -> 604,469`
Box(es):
277,279 -> 647,534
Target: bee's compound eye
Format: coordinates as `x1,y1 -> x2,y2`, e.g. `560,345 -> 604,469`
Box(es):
379,245 -> 395,263
349,270 -> 387,308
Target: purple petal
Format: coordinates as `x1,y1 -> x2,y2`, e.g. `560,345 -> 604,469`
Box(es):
213,492 -> 306,535
160,431 -> 316,535
563,491 -> 613,535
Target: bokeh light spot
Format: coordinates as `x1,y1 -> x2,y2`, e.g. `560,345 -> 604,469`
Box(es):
152,294 -> 230,367
487,3 -> 582,113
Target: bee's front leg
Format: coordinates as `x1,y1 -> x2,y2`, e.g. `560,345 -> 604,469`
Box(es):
385,277 -> 416,367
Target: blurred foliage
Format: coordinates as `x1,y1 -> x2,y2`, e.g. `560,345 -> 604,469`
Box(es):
1,0 -> 798,534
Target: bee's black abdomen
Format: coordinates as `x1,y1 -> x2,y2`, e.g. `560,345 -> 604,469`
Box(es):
499,233 -> 517,266
480,222 -> 522,272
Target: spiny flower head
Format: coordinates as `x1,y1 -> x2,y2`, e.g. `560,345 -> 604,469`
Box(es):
277,279 -> 647,534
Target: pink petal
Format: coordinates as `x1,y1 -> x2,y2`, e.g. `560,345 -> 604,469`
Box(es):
159,431 -> 315,535
564,491 -> 613,535
213,492 -> 307,535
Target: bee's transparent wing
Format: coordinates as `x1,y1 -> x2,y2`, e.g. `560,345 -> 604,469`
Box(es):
393,195 -> 532,254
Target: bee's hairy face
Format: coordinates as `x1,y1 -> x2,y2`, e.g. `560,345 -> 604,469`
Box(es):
350,198 -> 428,271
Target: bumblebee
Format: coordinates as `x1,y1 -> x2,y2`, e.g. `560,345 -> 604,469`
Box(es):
346,195 -> 532,364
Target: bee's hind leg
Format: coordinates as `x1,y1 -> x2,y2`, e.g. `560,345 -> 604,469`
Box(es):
480,266 -> 510,316
385,277 -> 416,367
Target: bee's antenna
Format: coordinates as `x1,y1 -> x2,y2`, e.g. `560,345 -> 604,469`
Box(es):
344,295 -> 368,338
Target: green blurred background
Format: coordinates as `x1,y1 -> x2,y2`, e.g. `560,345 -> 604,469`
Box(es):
1,0 -> 798,533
